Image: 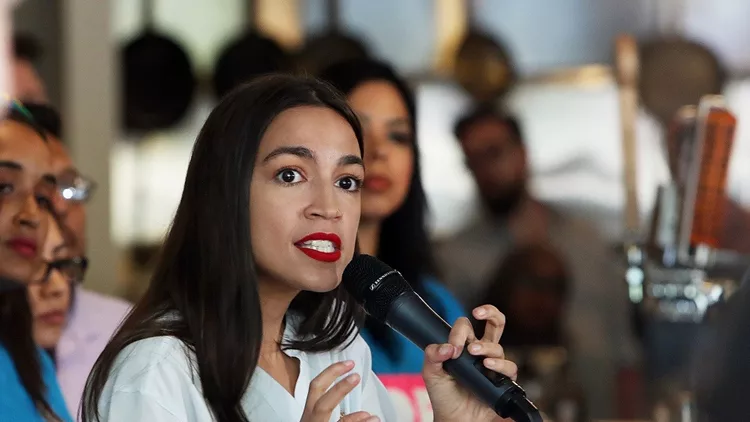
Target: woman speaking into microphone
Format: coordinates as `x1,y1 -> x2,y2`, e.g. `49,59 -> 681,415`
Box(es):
81,74 -> 517,422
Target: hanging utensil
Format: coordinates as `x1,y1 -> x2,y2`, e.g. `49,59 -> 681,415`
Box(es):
640,39 -> 725,127
616,34 -> 641,239
121,0 -> 196,132
295,0 -> 369,76
638,0 -> 726,126
212,0 -> 291,99
454,0 -> 515,103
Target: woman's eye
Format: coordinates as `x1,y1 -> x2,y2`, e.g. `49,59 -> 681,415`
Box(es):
389,131 -> 412,145
275,169 -> 304,185
0,183 -> 13,194
335,176 -> 362,192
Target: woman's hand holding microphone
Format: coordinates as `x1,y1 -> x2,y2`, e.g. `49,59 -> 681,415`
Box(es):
423,305 -> 517,422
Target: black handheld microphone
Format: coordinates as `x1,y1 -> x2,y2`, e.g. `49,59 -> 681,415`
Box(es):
343,254 -> 542,422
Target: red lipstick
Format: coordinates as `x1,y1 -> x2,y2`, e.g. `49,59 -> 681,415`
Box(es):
7,237 -> 38,258
38,310 -> 66,326
364,175 -> 392,193
294,232 -> 342,263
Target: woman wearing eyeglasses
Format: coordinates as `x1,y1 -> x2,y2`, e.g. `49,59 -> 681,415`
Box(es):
28,215 -> 86,359
0,103 -> 72,421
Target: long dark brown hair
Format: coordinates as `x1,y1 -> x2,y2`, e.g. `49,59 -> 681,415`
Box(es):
81,75 -> 365,422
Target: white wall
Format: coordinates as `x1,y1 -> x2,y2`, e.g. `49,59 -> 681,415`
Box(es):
63,0 -> 119,294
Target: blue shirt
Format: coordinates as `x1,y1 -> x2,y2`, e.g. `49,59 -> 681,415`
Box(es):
361,277 -> 466,374
0,344 -> 73,422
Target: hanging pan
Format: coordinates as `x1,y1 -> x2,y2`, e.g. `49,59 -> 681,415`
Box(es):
638,0 -> 725,126
639,37 -> 725,126
212,0 -> 291,100
121,0 -> 196,133
454,0 -> 516,104
295,0 -> 369,76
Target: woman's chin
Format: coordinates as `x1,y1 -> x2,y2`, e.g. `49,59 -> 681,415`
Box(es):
289,273 -> 342,294
302,280 -> 341,294
0,261 -> 38,285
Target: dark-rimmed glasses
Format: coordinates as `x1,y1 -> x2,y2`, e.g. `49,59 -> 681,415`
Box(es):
35,257 -> 89,285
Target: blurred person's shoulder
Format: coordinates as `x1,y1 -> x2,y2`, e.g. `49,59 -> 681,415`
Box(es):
76,287 -> 132,318
69,287 -> 132,332
433,216 -> 513,305
547,203 -> 617,251
436,215 -> 509,253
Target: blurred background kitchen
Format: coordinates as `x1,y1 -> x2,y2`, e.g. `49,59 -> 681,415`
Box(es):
11,0 -> 750,420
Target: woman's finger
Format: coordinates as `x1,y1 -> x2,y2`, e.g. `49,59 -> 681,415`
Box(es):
483,358 -> 519,381
422,343 -> 456,379
313,373 -> 362,418
448,317 -> 476,358
340,411 -> 379,422
305,360 -> 355,408
467,341 -> 505,360
473,305 -> 506,344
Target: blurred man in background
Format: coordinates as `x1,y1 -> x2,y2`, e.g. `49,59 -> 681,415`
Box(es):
436,106 -> 642,418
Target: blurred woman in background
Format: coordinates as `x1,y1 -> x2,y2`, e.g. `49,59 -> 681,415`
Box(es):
28,216 -> 84,361
320,59 -> 465,374
0,103 -> 71,421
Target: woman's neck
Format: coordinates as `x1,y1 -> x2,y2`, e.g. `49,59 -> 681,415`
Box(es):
358,220 -> 381,256
256,277 -> 304,396
257,278 -> 297,361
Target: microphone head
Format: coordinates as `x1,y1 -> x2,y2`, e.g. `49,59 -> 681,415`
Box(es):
342,254 -> 413,321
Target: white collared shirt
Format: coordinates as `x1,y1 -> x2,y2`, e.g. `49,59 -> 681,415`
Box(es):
95,317 -> 397,421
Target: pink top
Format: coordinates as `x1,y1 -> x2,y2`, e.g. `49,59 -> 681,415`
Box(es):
56,287 -> 131,418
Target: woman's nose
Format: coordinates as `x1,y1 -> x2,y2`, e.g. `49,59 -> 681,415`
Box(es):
16,193 -> 44,229
305,183 -> 342,221
41,271 -> 67,299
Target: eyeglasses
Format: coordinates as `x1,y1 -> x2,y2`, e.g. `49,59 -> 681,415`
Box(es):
36,257 -> 89,285
58,172 -> 97,203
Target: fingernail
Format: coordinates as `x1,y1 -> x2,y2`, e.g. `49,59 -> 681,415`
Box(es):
469,344 -> 481,353
439,344 -> 453,356
343,360 -> 354,368
347,373 -> 361,384
453,345 -> 463,359
484,358 -> 498,368
475,308 -> 487,317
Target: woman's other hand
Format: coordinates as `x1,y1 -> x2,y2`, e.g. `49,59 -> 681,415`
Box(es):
300,360 -> 380,422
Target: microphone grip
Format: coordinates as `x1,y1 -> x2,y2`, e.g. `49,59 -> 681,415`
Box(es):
384,292 -> 541,422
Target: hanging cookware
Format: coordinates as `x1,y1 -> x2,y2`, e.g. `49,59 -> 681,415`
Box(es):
454,0 -> 516,103
212,0 -> 291,100
121,0 -> 196,132
639,38 -> 725,126
638,0 -> 725,126
295,0 -> 369,76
